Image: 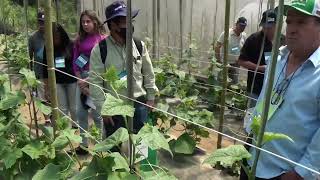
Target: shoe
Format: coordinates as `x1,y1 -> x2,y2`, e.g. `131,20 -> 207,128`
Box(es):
75,146 -> 89,155
44,119 -> 51,126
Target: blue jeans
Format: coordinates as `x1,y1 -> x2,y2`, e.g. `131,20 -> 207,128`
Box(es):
56,83 -> 77,123
104,97 -> 148,137
76,86 -> 104,147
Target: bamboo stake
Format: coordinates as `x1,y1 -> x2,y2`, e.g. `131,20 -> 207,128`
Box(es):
44,0 -> 59,137
126,0 -> 134,171
152,0 -> 156,59
249,1 -> 284,179
179,0 -> 183,65
156,0 -> 160,60
217,0 -> 230,149
55,0 -> 61,23
166,0 -> 170,53
213,0 -> 218,38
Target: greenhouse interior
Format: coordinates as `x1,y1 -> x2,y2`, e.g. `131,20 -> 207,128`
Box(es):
0,0 -> 320,179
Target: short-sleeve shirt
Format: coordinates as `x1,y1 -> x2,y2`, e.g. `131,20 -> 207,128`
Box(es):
239,31 -> 285,95
217,28 -> 247,64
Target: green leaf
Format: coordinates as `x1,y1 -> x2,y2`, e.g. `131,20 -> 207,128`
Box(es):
108,172 -> 138,180
70,156 -> 110,180
22,141 -> 47,159
170,133 -> 196,155
263,132 -> 294,145
141,171 -> 178,180
137,124 -> 172,155
0,91 -> 26,110
101,93 -> 135,118
94,128 -> 129,152
251,116 -> 261,136
108,152 -> 129,171
56,116 -> 70,131
3,148 -> 23,169
35,99 -> 52,115
102,66 -> 119,84
52,129 -> 82,150
32,163 -> 61,180
203,145 -> 251,167
39,125 -> 54,140
19,68 -> 40,87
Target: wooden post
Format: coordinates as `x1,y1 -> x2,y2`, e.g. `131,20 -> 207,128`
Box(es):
156,0 -> 160,60
179,0 -> 183,65
166,0 -> 170,53
44,0 -> 59,136
55,0 -> 61,23
213,0 -> 218,39
152,0 -> 156,59
250,0 -> 284,179
126,0 -> 134,171
217,0 -> 230,149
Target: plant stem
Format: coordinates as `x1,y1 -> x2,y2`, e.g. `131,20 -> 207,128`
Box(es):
66,137 -> 83,170
217,0 -> 230,149
30,90 -> 39,137
250,1 -> 284,179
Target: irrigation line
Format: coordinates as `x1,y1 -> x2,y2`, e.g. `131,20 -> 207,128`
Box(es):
28,59 -> 320,176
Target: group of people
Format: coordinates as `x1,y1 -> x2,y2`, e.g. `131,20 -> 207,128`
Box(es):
216,0 -> 320,180
28,0 -> 320,179
28,1 -> 157,155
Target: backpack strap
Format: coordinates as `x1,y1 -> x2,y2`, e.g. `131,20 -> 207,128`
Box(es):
133,37 -> 143,56
99,38 -> 108,65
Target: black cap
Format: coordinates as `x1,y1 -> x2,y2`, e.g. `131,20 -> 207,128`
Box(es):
37,11 -> 45,21
260,10 -> 277,27
104,0 -> 139,23
236,17 -> 247,26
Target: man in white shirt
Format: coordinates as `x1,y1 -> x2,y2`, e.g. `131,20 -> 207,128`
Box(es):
215,17 -> 247,84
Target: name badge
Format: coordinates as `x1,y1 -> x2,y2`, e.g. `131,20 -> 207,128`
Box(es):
118,70 -> 127,81
55,57 -> 65,68
75,54 -> 89,68
230,46 -> 240,55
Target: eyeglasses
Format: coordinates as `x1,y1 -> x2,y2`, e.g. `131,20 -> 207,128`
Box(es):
271,78 -> 290,105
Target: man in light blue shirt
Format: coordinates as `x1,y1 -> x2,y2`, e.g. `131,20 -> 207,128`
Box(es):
244,0 -> 320,180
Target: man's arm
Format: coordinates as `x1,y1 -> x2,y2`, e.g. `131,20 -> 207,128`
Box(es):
238,58 -> 266,72
88,44 -> 106,113
141,41 -> 158,107
293,128 -> 320,179
214,42 -> 223,63
214,32 -> 225,63
237,35 -> 266,72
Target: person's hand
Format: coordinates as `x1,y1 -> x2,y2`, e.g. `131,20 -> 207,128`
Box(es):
281,171 -> 303,180
82,87 -> 90,96
102,116 -> 114,126
78,78 -> 88,90
258,65 -> 267,72
146,100 -> 155,111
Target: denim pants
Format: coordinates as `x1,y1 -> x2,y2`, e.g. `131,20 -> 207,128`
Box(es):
104,96 -> 148,137
76,86 -> 104,147
56,82 -> 77,123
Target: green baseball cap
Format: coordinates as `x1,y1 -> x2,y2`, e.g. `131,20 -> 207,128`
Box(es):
284,0 -> 320,17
